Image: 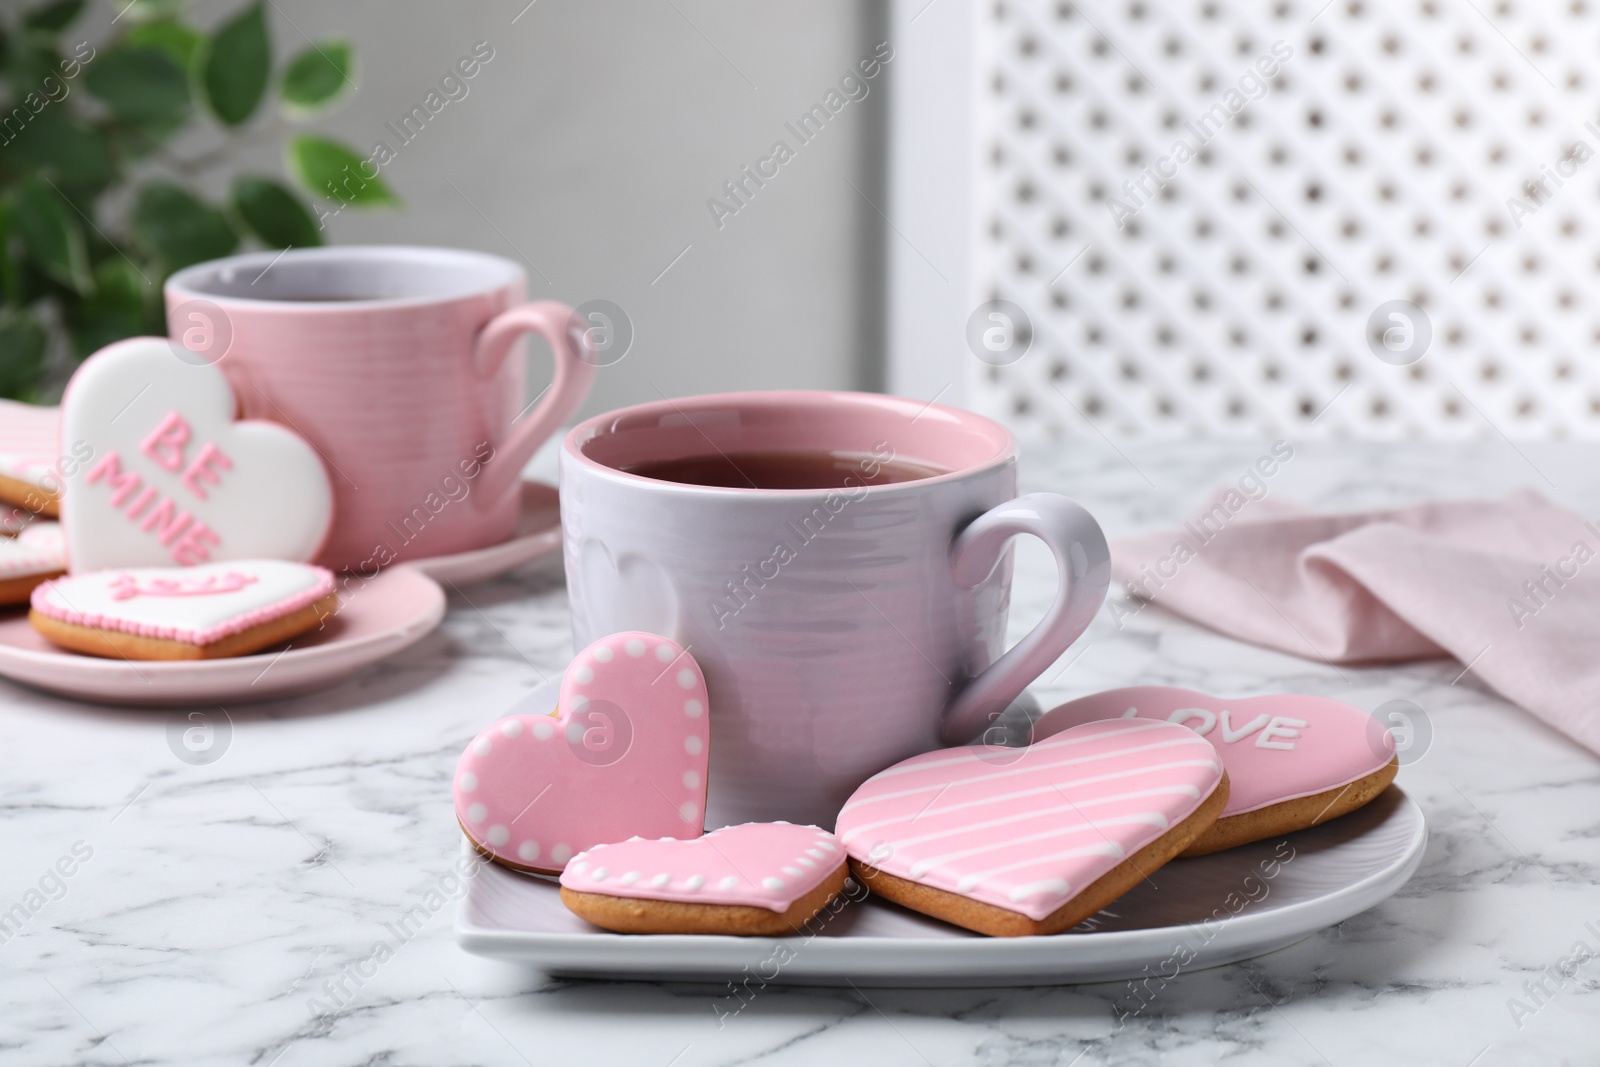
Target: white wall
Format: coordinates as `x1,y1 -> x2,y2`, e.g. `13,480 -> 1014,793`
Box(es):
239,0 -> 891,418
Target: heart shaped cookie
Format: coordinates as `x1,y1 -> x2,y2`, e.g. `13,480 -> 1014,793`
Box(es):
454,631 -> 710,873
60,337 -> 332,572
1035,687 -> 1399,856
837,719 -> 1227,936
559,823 -> 849,935
0,520 -> 67,604
30,558 -> 337,659
0,399 -> 63,516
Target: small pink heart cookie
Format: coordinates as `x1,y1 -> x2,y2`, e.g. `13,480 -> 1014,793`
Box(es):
837,719 -> 1228,937
559,823 -> 850,935
0,520 -> 67,604
1035,687 -> 1399,856
454,632 -> 710,874
30,559 -> 338,659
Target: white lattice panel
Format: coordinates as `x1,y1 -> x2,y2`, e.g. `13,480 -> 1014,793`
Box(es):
971,0 -> 1600,438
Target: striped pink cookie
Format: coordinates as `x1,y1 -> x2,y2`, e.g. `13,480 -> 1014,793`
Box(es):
1034,687 -> 1399,856
559,823 -> 850,935
454,632 -> 710,874
837,718 -> 1229,936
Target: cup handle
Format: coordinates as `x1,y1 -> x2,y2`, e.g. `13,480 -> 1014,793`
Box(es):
472,300 -> 598,502
939,492 -> 1111,745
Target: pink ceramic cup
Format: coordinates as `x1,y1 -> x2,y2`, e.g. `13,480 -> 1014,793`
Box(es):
561,391 -> 1111,828
165,247 -> 595,571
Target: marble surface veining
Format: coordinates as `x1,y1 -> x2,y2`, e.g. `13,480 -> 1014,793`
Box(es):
4,439 -> 1600,1067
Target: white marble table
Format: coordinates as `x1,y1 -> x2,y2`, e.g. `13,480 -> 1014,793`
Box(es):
6,439 -> 1599,1067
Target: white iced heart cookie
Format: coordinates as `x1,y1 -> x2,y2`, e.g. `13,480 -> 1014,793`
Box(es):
30,558 -> 338,660
0,520 -> 67,604
60,337 -> 333,572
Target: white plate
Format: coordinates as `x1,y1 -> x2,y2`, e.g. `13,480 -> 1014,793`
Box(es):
456,687 -> 1427,986
403,481 -> 561,587
0,566 -> 445,707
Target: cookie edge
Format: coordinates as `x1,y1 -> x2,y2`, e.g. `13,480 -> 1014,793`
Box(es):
849,771 -> 1231,937
0,472 -> 57,517
1179,756 -> 1399,857
560,861 -> 849,935
29,592 -> 338,660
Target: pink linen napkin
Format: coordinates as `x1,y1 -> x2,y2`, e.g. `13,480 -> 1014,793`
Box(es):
1111,488 -> 1600,755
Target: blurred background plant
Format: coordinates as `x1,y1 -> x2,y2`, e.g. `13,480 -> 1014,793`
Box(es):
0,0 -> 397,400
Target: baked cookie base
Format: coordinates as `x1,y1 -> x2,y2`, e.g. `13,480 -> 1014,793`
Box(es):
1179,756 -> 1400,857
850,772 -> 1231,937
29,593 -> 339,661
0,473 -> 57,517
561,861 -> 850,936
0,570 -> 64,606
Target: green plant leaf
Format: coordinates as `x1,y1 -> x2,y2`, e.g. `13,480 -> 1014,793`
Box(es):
131,182 -> 238,271
280,39 -> 352,114
120,0 -> 189,25
287,134 -> 396,207
0,308 -> 48,399
83,46 -> 190,127
67,259 -> 152,357
4,38 -> 59,99
0,112 -> 113,187
232,175 -> 322,248
124,19 -> 204,71
23,0 -> 83,31
0,200 -> 16,306
200,1 -> 270,127
13,178 -> 91,294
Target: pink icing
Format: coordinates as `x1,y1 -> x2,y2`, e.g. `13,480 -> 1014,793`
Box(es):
0,521 -> 65,577
30,561 -> 335,644
109,572 -> 259,600
560,823 -> 843,912
1033,687 -> 1397,817
59,338 -> 332,572
84,451 -> 222,565
0,399 -> 60,488
454,631 -> 711,872
836,719 -> 1223,921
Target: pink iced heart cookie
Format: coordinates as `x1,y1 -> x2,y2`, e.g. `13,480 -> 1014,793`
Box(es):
559,823 -> 850,935
837,719 -> 1228,937
30,559 -> 337,660
454,632 -> 710,874
0,520 -> 67,604
0,399 -> 64,515
1035,687 -> 1399,856
60,338 -> 332,572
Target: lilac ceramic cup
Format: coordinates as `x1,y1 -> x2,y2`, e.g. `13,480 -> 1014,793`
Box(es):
165,247 -> 595,571
561,391 -> 1110,828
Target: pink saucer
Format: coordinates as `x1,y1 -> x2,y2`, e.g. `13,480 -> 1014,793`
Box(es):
402,480 -> 561,587
0,566 -> 445,707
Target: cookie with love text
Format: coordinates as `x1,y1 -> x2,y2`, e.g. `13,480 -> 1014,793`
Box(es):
837,718 -> 1228,937
0,521 -> 67,604
30,559 -> 337,659
1035,687 -> 1399,856
559,823 -> 849,935
60,337 -> 332,572
454,632 -> 710,874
